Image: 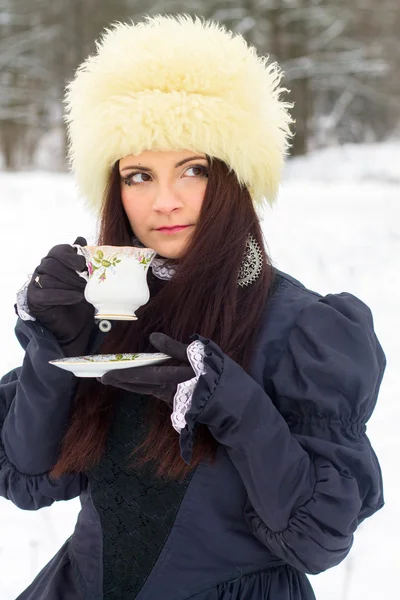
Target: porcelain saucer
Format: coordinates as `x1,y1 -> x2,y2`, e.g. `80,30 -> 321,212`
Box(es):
49,352 -> 170,378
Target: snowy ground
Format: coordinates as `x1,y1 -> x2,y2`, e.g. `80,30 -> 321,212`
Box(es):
0,142 -> 399,599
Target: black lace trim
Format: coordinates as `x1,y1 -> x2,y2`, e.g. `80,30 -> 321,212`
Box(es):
88,393 -> 192,599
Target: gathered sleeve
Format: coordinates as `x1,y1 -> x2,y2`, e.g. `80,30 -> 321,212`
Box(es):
181,292 -> 386,574
0,319 -> 87,510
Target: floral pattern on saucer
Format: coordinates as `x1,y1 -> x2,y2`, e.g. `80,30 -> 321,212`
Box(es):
49,353 -> 171,378
54,353 -> 167,364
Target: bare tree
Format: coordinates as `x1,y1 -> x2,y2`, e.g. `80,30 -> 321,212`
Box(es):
1,0 -> 399,168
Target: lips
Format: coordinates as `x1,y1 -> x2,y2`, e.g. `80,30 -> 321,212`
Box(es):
156,225 -> 191,233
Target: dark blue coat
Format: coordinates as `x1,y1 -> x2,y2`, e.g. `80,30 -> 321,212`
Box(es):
0,270 -> 386,599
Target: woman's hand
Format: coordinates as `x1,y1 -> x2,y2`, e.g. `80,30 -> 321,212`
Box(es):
27,237 -> 95,356
100,333 -> 194,405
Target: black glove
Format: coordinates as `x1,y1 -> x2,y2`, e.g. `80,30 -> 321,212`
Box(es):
100,333 -> 195,406
27,237 -> 95,357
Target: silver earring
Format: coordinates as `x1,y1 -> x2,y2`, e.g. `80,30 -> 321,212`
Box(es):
237,235 -> 263,287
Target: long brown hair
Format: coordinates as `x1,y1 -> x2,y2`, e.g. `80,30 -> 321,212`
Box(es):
51,158 -> 274,480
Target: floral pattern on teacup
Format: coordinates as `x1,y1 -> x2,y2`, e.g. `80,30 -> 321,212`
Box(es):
136,251 -> 153,268
88,249 -> 121,282
81,246 -> 156,282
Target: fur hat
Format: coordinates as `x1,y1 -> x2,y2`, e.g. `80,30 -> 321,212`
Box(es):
65,14 -> 293,212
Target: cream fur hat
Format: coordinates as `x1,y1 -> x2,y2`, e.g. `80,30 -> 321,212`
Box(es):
65,14 -> 293,212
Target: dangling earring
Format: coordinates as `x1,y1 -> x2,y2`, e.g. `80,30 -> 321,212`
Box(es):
132,233 -> 263,286
237,235 -> 263,287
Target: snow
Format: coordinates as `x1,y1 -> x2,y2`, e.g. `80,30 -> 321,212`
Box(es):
0,142 -> 399,599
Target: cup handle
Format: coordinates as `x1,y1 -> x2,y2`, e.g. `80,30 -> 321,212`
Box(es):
77,269 -> 89,282
72,243 -> 89,282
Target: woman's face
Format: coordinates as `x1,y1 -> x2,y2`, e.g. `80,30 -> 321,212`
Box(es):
119,150 -> 209,259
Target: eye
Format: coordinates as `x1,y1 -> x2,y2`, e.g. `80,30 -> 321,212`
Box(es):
185,165 -> 209,178
122,172 -> 152,186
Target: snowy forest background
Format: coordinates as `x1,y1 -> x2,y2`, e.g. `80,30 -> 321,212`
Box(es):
1,0 -> 400,167
1,2 -> 400,600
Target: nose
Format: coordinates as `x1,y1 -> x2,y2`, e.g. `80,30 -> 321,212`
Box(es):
152,183 -> 184,215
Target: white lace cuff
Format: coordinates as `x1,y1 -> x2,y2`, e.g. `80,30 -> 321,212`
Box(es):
16,276 -> 36,321
171,340 -> 207,433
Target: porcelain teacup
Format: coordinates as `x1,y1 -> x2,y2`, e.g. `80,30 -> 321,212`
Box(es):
77,245 -> 156,320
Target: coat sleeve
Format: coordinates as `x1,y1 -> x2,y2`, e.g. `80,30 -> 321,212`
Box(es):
0,318 -> 87,510
181,292 -> 386,574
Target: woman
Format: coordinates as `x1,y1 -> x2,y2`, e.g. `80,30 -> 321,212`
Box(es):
0,14 -> 385,600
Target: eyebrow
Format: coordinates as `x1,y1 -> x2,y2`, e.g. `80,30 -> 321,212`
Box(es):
119,155 -> 207,174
